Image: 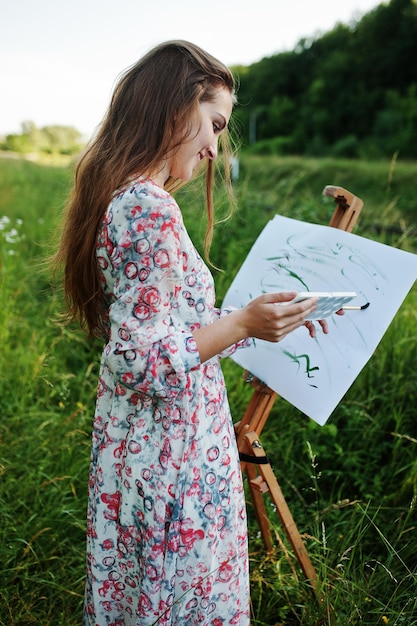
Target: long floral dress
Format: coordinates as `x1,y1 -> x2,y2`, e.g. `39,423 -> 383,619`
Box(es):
83,177 -> 250,625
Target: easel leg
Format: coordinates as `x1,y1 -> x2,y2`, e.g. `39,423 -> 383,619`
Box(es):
244,431 -> 320,597
246,461 -> 273,552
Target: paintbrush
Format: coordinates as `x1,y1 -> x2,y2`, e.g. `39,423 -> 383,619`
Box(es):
342,302 -> 370,311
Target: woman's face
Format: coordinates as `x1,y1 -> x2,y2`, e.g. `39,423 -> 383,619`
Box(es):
168,86 -> 234,181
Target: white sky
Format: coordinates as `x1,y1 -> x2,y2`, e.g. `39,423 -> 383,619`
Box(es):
1,0 -> 383,138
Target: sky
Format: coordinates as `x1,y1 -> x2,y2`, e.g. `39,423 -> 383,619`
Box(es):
1,0 -> 383,138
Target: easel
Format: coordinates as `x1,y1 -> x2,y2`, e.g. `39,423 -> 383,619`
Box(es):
235,185 -> 363,598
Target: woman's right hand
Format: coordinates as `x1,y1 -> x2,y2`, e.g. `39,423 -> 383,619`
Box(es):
236,292 -> 318,343
193,292 -> 319,364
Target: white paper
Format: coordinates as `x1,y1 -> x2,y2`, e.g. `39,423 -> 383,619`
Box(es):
223,215 -> 417,424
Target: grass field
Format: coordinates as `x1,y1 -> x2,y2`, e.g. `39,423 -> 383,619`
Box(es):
0,153 -> 416,625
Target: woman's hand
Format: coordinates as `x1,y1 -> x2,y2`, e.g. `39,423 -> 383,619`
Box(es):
193,292 -> 336,364
235,292 -> 320,343
304,307 -> 345,338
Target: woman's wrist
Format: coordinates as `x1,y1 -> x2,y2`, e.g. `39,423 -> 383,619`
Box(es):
192,307 -> 248,363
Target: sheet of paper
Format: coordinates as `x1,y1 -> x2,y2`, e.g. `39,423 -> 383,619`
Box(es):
223,215 -> 417,424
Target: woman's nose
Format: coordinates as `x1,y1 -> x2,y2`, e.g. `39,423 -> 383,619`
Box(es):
206,143 -> 217,160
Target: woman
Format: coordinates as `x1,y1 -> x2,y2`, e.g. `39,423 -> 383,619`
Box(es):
55,40 -> 322,626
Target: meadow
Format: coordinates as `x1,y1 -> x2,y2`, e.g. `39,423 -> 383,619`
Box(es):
0,153 -> 416,625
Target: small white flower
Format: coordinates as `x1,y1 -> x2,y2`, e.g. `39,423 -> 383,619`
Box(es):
4,228 -> 19,243
0,216 -> 11,231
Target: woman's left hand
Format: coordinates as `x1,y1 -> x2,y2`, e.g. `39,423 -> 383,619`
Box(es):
304,309 -> 345,338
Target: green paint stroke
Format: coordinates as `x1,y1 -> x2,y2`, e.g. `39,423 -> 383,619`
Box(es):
282,349 -> 319,379
267,262 -> 310,291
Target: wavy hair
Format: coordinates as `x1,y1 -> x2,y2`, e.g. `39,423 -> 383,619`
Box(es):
53,41 -> 236,337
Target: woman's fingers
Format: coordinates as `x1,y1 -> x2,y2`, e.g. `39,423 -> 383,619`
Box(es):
243,293 -> 339,343
243,294 -> 316,342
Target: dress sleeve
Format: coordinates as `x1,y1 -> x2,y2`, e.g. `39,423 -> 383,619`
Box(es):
213,306 -> 253,358
100,192 -> 201,402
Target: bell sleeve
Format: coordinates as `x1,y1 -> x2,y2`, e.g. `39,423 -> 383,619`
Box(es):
101,193 -> 201,402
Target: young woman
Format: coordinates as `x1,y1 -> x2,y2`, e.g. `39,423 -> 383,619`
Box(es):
55,40 -> 323,626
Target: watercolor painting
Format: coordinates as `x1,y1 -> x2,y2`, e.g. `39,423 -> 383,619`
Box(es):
223,215 -> 417,424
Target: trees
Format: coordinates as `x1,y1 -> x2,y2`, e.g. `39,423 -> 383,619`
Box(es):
233,0 -> 417,158
0,121 -> 83,155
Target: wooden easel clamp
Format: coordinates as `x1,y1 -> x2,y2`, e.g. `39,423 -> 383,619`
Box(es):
324,184 -> 364,232
236,185 -> 364,598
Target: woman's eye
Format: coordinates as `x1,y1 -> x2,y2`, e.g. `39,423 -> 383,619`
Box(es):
213,120 -> 225,134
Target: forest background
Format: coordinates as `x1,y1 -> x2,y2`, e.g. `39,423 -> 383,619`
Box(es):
1,0 -> 417,624
2,0 -> 417,161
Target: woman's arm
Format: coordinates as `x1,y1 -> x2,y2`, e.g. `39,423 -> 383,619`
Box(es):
193,291 -> 324,364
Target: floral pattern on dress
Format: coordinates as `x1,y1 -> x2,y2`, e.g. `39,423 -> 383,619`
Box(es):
83,178 -> 250,625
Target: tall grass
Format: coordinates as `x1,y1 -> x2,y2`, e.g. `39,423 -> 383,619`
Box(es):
0,154 -> 416,625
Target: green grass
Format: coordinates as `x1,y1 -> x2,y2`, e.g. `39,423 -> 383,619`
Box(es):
0,154 -> 416,625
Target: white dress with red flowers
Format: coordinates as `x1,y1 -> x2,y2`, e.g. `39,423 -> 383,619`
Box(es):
83,178 -> 250,625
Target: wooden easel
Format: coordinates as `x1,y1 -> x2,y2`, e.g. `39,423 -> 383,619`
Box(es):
235,185 -> 363,597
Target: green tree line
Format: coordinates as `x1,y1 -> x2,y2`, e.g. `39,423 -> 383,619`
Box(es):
2,0 -> 416,160
233,0 -> 417,159
0,120 -> 83,156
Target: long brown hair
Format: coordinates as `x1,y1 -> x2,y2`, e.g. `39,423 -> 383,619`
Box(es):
53,41 -> 236,338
